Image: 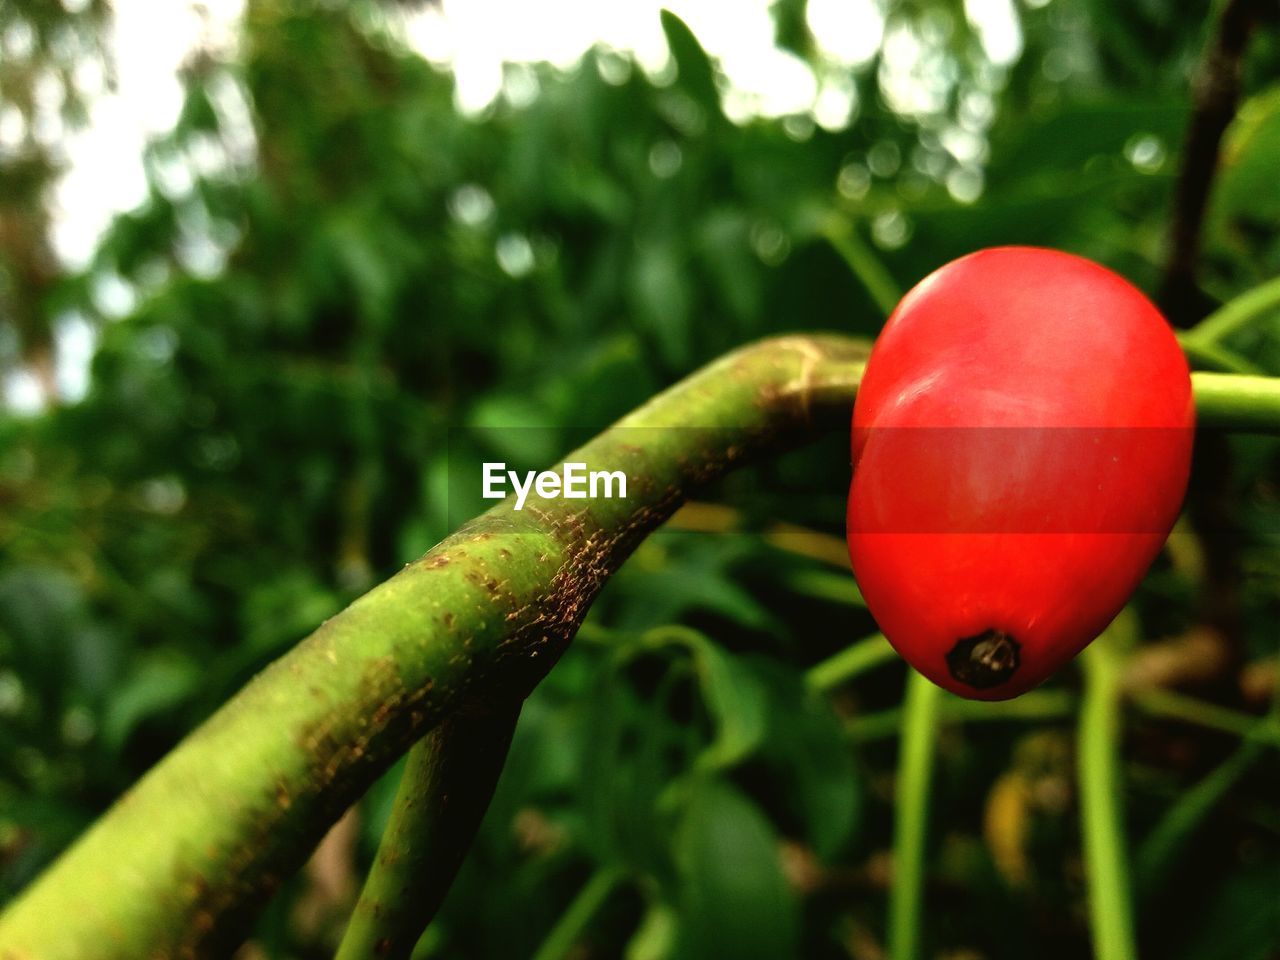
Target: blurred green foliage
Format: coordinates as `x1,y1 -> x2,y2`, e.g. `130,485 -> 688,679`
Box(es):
2,1 -> 1280,958
0,0 -> 110,385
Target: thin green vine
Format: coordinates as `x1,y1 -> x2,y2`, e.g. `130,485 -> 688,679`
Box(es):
888,671 -> 941,960
1078,617 -> 1138,960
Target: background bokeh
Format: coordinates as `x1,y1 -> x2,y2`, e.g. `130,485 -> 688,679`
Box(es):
2,1 -> 1279,958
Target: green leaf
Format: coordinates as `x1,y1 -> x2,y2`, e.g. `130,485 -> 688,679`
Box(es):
763,681 -> 860,860
784,569 -> 866,607
607,541 -> 781,633
101,653 -> 202,752
694,647 -> 769,772
628,241 -> 693,370
659,11 -> 721,118
986,98 -> 1186,190
697,209 -> 762,326
1212,86 -> 1280,228
1172,859 -> 1280,960
643,626 -> 769,772
579,652 -> 681,875
674,778 -> 799,960
770,0 -> 814,59
241,572 -> 341,655
626,902 -> 680,960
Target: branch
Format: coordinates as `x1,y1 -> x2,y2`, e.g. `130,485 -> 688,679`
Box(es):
0,334 -> 869,960
0,334 -> 1277,959
1182,273 -> 1280,349
1159,0 -> 1266,326
334,702 -> 522,960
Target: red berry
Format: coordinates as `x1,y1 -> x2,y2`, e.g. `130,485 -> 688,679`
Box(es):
846,247 -> 1194,699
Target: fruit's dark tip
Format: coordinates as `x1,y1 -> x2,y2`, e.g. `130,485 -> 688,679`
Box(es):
946,629 -> 1020,689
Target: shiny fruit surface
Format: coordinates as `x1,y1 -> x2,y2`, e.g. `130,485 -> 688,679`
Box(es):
847,247 -> 1194,699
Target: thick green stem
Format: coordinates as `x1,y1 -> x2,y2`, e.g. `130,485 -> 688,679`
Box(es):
1190,371 -> 1280,431
0,335 -> 868,960
335,702 -> 522,960
0,335 -> 1276,959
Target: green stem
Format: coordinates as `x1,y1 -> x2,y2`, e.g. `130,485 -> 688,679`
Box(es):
1178,334 -> 1264,374
1078,631 -> 1138,960
1,336 -> 1277,959
1131,688 -> 1280,746
946,688 -> 1078,722
1134,742 -> 1265,898
805,633 -> 895,691
822,219 -> 902,317
1185,274 -> 1280,346
846,708 -> 906,743
335,702 -> 522,960
529,867 -> 626,960
888,671 -> 941,960
0,335 -> 869,960
846,689 -> 1078,741
1190,371 -> 1280,432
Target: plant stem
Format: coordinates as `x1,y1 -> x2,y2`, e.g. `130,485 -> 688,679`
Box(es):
0,335 -> 869,960
845,689 -> 1077,741
335,702 -> 522,960
1190,371 -> 1280,431
529,866 -> 627,960
823,219 -> 902,317
1,336 -> 1277,958
1178,334 -> 1265,374
1134,742 -> 1265,897
1158,0 -> 1266,324
1078,626 -> 1138,960
805,633 -> 895,691
888,671 -> 941,960
1184,274 -> 1280,346
1131,688 -> 1280,746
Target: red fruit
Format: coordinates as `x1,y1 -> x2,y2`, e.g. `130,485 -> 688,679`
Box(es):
846,247 -> 1194,700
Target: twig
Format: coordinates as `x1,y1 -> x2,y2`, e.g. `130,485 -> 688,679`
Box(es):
1183,272 -> 1280,347
1161,0 -> 1270,666
1131,688 -> 1280,745
1133,742 -> 1266,898
1,338 -> 1276,958
0,334 -> 871,960
1159,0 -> 1267,327
529,867 -> 627,960
335,702 -> 522,960
805,632 -> 895,692
823,218 -> 902,319
843,689 -> 1079,742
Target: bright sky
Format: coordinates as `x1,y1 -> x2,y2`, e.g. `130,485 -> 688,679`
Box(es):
51,0 -> 1021,267
6,0 -> 1023,411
